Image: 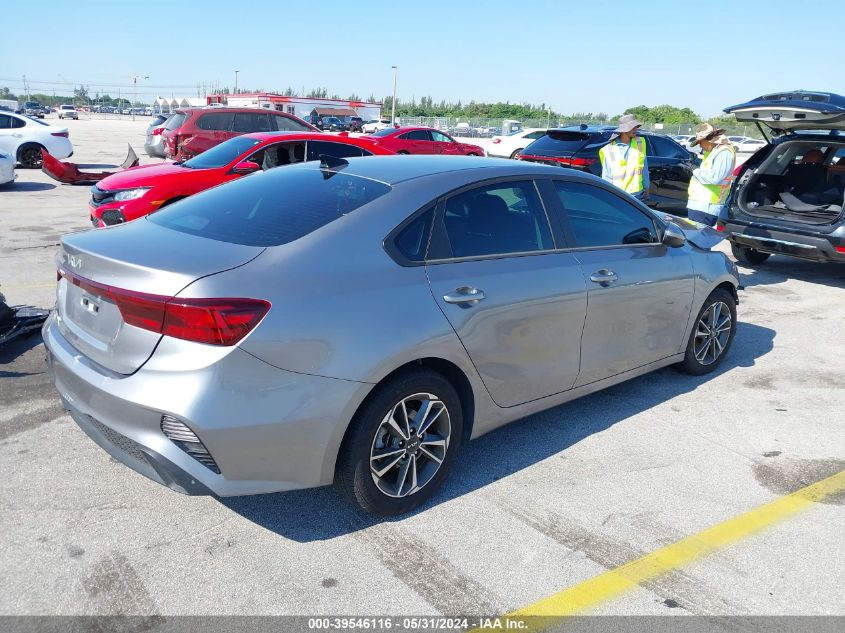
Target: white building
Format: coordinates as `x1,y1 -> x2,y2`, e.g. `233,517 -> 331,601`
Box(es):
210,93 -> 382,121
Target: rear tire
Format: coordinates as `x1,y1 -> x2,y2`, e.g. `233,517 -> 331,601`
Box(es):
510,148 -> 524,159
676,288 -> 737,375
396,150 -> 410,155
17,143 -> 45,169
731,242 -> 770,266
335,368 -> 463,516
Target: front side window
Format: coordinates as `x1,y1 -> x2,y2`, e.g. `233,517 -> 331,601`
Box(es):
431,131 -> 452,143
441,181 -> 553,258
554,181 -> 658,248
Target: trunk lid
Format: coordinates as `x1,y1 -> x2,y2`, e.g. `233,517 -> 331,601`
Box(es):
56,219 -> 264,374
725,91 -> 845,134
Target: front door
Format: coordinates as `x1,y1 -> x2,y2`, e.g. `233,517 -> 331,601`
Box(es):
645,135 -> 695,212
550,180 -> 694,386
426,179 -> 587,407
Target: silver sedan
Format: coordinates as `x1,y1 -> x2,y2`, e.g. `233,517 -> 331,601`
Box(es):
43,156 -> 740,515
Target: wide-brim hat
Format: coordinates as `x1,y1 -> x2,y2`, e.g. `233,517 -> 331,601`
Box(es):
613,114 -> 642,135
690,122 -> 727,147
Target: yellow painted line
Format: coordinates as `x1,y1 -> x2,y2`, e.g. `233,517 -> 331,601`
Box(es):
478,468 -> 845,631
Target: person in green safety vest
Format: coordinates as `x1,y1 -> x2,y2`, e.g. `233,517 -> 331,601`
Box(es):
599,114 -> 650,202
686,123 -> 737,227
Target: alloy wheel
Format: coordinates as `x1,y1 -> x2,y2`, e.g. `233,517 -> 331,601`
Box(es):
19,147 -> 43,169
370,393 -> 451,498
693,301 -> 732,365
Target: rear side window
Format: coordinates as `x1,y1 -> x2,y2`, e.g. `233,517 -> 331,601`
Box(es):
273,114 -> 312,131
232,113 -> 272,133
149,167 -> 391,247
306,141 -> 368,161
441,181 -> 553,258
553,181 -> 658,248
197,112 -> 234,131
165,113 -> 187,131
393,209 -> 434,262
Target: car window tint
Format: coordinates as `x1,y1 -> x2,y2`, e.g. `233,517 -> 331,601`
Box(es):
394,208 -> 434,262
305,141 -> 368,161
196,113 -> 234,131
442,181 -> 553,258
232,113 -> 271,133
273,114 -> 311,131
182,136 -> 263,169
554,181 -> 658,248
149,168 -> 391,247
651,135 -> 688,159
165,113 -> 187,131
527,131 -> 546,139
403,130 -> 431,141
431,131 -> 452,143
0,114 -> 12,129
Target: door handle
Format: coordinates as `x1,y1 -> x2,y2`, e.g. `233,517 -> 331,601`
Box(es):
589,270 -> 618,286
443,286 -> 486,304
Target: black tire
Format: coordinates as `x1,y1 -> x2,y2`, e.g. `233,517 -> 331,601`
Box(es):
731,242 -> 770,266
396,150 -> 410,155
335,368 -> 463,516
18,143 -> 45,169
510,148 -> 524,159
676,288 -> 737,375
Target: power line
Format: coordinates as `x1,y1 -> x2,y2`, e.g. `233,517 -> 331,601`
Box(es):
0,76 -> 201,90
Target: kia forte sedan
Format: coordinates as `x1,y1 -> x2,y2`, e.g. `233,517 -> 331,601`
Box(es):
43,156 -> 740,515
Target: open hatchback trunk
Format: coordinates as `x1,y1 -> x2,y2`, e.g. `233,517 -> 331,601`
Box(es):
727,91 -> 845,225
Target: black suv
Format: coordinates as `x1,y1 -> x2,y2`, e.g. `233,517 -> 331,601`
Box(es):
720,90 -> 845,265
518,125 -> 697,214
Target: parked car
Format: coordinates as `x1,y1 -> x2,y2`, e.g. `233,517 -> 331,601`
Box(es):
0,111 -> 73,168
362,119 -> 393,133
89,132 -> 391,227
452,122 -> 475,137
0,151 -> 16,185
43,155 -> 740,515
58,105 -> 78,120
728,135 -> 749,147
23,101 -> 46,118
734,138 -> 767,153
363,127 -> 485,155
348,116 -> 364,132
162,107 -> 319,161
721,90 -> 845,265
517,125 -> 697,213
487,128 -> 548,159
144,114 -> 171,158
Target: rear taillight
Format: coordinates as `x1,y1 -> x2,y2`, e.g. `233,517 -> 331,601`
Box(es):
570,157 -> 598,167
715,223 -> 725,232
491,138 -> 501,144
58,268 -> 270,345
835,246 -> 845,253
51,132 -> 69,138
151,127 -> 164,136
733,164 -> 744,177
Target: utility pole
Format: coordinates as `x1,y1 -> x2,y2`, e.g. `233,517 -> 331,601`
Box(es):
130,74 -> 149,120
391,65 -> 397,126
235,70 -> 239,94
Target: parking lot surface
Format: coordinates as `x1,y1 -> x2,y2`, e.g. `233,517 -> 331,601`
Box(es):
1,117 -> 844,619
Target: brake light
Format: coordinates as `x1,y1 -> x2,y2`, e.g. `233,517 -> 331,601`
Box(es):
151,127 -> 164,136
835,246 -> 845,253
492,138 -> 501,144
715,223 -> 725,232
51,132 -> 69,138
58,268 -> 270,345
570,157 -> 598,167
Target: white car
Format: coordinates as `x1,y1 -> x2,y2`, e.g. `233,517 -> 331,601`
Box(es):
488,128 -> 548,159
0,151 -> 16,185
362,119 -> 393,133
58,104 -> 78,120
0,111 -> 73,168
735,138 -> 767,153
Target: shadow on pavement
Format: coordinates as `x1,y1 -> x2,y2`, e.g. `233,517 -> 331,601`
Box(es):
737,255 -> 845,290
2,182 -> 56,192
222,321 -> 776,542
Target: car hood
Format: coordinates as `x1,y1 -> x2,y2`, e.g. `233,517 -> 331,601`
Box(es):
97,162 -> 190,189
725,91 -> 845,133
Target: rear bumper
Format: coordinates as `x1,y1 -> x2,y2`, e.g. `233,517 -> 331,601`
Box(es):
724,218 -> 845,263
42,312 -> 371,497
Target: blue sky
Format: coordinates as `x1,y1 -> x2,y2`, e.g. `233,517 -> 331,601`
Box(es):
3,0 -> 843,117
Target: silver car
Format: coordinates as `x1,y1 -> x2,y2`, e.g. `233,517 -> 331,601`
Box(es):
144,114 -> 170,158
43,156 -> 740,515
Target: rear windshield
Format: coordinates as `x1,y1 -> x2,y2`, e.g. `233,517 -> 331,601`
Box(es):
149,166 -> 391,247
182,136 -> 262,169
525,131 -> 596,153
165,112 -> 187,131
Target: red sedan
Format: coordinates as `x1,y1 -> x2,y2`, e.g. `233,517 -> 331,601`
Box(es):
363,126 -> 485,156
88,133 -> 392,227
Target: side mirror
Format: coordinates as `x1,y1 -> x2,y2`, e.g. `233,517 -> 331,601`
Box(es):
662,222 -> 687,248
232,160 -> 260,175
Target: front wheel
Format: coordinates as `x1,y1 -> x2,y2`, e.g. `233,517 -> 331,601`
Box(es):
467,152 -> 479,156
731,242 -> 770,266
335,369 -> 463,515
676,288 -> 737,375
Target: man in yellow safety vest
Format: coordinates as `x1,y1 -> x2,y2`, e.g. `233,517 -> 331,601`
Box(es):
599,114 -> 649,201
686,123 -> 737,227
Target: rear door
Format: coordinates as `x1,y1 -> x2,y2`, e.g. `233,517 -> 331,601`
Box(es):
645,135 -> 694,211
0,114 -> 23,154
549,180 -> 694,386
425,179 -> 587,407
193,112 -> 234,153
399,130 -> 433,153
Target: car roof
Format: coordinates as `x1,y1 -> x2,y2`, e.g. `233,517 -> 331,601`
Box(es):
175,107 -> 298,114
314,154 -> 602,186
244,132 -> 376,144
